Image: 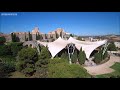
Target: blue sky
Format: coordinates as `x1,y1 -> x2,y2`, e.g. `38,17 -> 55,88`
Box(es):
0,12 -> 120,36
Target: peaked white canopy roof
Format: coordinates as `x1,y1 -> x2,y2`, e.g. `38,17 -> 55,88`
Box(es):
37,37 -> 107,59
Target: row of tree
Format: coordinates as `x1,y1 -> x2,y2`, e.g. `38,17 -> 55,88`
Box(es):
58,47 -> 86,65
36,33 -> 43,40
93,48 -> 108,64
11,33 -> 20,42
11,31 -> 64,42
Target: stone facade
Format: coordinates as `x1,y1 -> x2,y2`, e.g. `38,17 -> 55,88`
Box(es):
5,27 -> 70,42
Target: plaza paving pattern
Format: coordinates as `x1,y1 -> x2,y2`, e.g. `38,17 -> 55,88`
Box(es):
84,54 -> 120,75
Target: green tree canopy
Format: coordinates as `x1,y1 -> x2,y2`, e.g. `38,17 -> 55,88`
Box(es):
9,42 -> 23,56
71,50 -> 78,63
70,34 -> 74,37
16,47 -> 38,76
39,46 -> 51,60
0,36 -> 6,45
77,36 -> 82,41
17,47 -> 38,62
78,47 -> 86,65
28,31 -> 32,41
11,33 -> 20,42
0,45 -> 11,56
107,42 -> 117,51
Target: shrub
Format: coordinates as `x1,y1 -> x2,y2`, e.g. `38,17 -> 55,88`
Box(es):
0,63 -> 9,78
0,45 -> 11,56
77,36 -> 82,41
0,62 -> 15,78
22,67 -> 35,76
16,61 -> 26,71
0,56 -> 16,76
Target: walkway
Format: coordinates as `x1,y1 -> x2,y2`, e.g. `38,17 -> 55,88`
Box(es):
84,54 -> 120,75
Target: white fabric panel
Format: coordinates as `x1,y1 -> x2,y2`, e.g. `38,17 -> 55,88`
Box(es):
37,37 -> 107,59
47,37 -> 68,57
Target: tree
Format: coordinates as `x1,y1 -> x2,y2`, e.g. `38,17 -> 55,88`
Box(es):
0,45 -> 11,56
0,55 -> 16,78
77,36 -> 82,41
61,50 -> 68,60
107,42 -> 117,51
60,31 -> 62,38
50,35 -> 53,39
45,34 -> 47,39
16,47 -> 38,76
25,33 -> 28,41
10,42 -> 23,57
71,50 -> 78,63
93,48 -> 104,64
103,50 -> 108,60
36,33 -> 38,40
34,46 -> 51,78
38,33 -> 40,40
0,36 -> 6,45
70,34 -> 73,37
39,46 -> 51,60
28,31 -> 32,41
55,31 -> 59,39
17,47 -> 38,63
39,34 -> 43,40
36,46 -> 51,66
22,66 -> 35,76
78,47 -> 86,65
0,62 -> 15,78
36,33 -> 40,40
11,33 -> 20,42
94,53 -> 101,64
11,33 -> 15,42
82,51 -> 86,63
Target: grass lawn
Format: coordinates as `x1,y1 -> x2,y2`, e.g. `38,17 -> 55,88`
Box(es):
96,62 -> 120,78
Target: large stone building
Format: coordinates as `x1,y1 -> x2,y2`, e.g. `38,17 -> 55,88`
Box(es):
5,27 -> 70,42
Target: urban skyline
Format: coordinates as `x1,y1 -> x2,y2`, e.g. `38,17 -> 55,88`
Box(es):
0,12 -> 120,36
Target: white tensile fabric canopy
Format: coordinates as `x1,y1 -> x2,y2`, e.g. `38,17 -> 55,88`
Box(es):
37,37 -> 107,59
